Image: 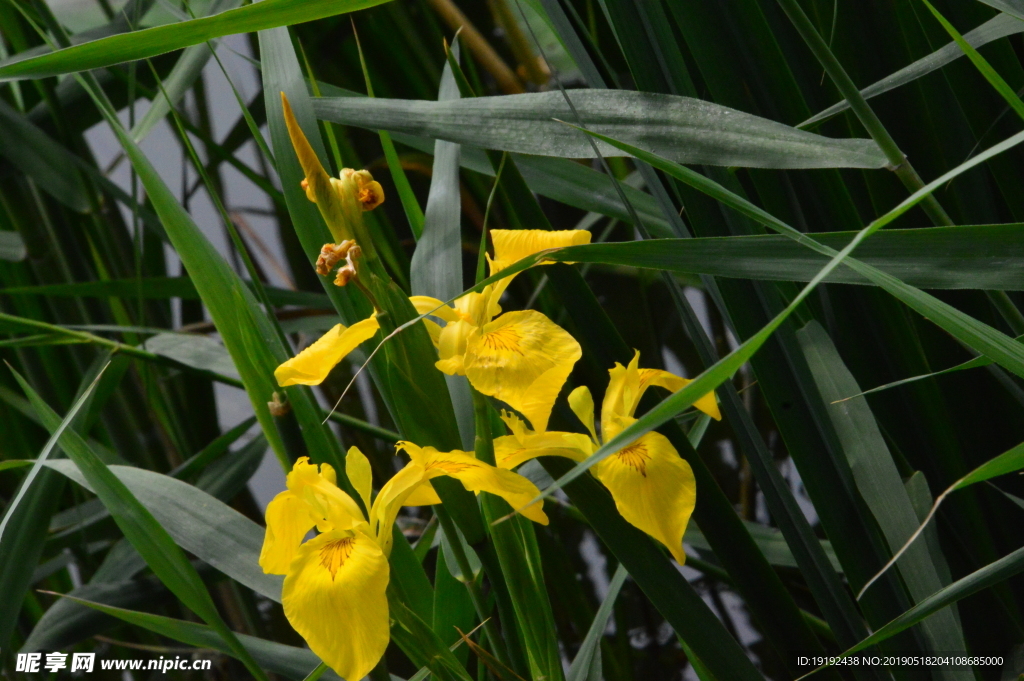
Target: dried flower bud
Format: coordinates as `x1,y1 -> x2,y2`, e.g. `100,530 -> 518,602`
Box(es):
268,391 -> 290,417
334,264 -> 356,287
315,241 -> 354,276
331,244 -> 361,287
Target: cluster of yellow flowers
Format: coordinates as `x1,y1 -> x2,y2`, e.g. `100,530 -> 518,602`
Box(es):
259,95 -> 720,680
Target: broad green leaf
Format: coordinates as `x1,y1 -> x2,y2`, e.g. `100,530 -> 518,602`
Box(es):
37,458 -> 282,599
800,13 -> 1024,127
310,81 -> 671,234
87,88 -> 288,462
24,567 -> 187,653
798,321 -> 970,670
0,0 -> 394,82
12,372 -> 268,680
143,332 -> 240,381
412,42 -> 464,303
0,99 -> 90,212
47,595 -> 342,681
312,90 -> 889,169
25,432 -> 264,653
86,74 -> 345,472
548,224 -> 1024,290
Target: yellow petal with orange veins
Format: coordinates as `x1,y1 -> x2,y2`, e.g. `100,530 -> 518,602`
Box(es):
594,430 -> 695,564
493,431 -> 592,470
409,295 -> 462,324
282,530 -> 390,681
423,449 -> 549,525
274,317 -> 380,386
487,229 -> 592,276
346,447 -> 373,514
464,310 -> 581,432
258,490 -> 318,575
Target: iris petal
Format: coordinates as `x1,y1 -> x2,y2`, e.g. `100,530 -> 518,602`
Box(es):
594,430 -> 696,564
568,386 -> 599,443
281,530 -> 390,681
346,447 -> 373,514
464,310 -> 581,432
602,350 -> 720,430
487,229 -> 591,276
493,412 -> 592,469
258,491 -> 318,575
398,442 -> 549,524
368,462 -> 429,554
274,317 -> 380,387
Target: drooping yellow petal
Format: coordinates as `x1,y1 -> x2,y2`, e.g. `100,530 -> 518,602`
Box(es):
258,490 -> 318,575
368,462 -> 428,555
282,529 -> 390,681
464,310 -> 581,432
275,317 -> 380,387
568,385 -> 598,443
493,432 -> 592,470
346,446 -> 373,514
594,430 -> 695,564
487,229 -> 592,276
637,368 -> 721,422
493,410 -> 591,469
398,442 -> 549,524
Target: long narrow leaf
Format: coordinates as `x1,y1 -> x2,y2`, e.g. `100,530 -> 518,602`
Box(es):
0,0 -> 394,81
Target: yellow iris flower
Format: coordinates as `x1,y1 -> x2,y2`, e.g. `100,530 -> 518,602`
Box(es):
493,351 -> 721,564
275,229 -> 589,433
259,447 -> 547,680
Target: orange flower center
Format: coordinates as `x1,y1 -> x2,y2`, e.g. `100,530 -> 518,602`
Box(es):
319,537 -> 356,580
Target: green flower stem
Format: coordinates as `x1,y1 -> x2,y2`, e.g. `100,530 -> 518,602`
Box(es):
432,508 -> 512,670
